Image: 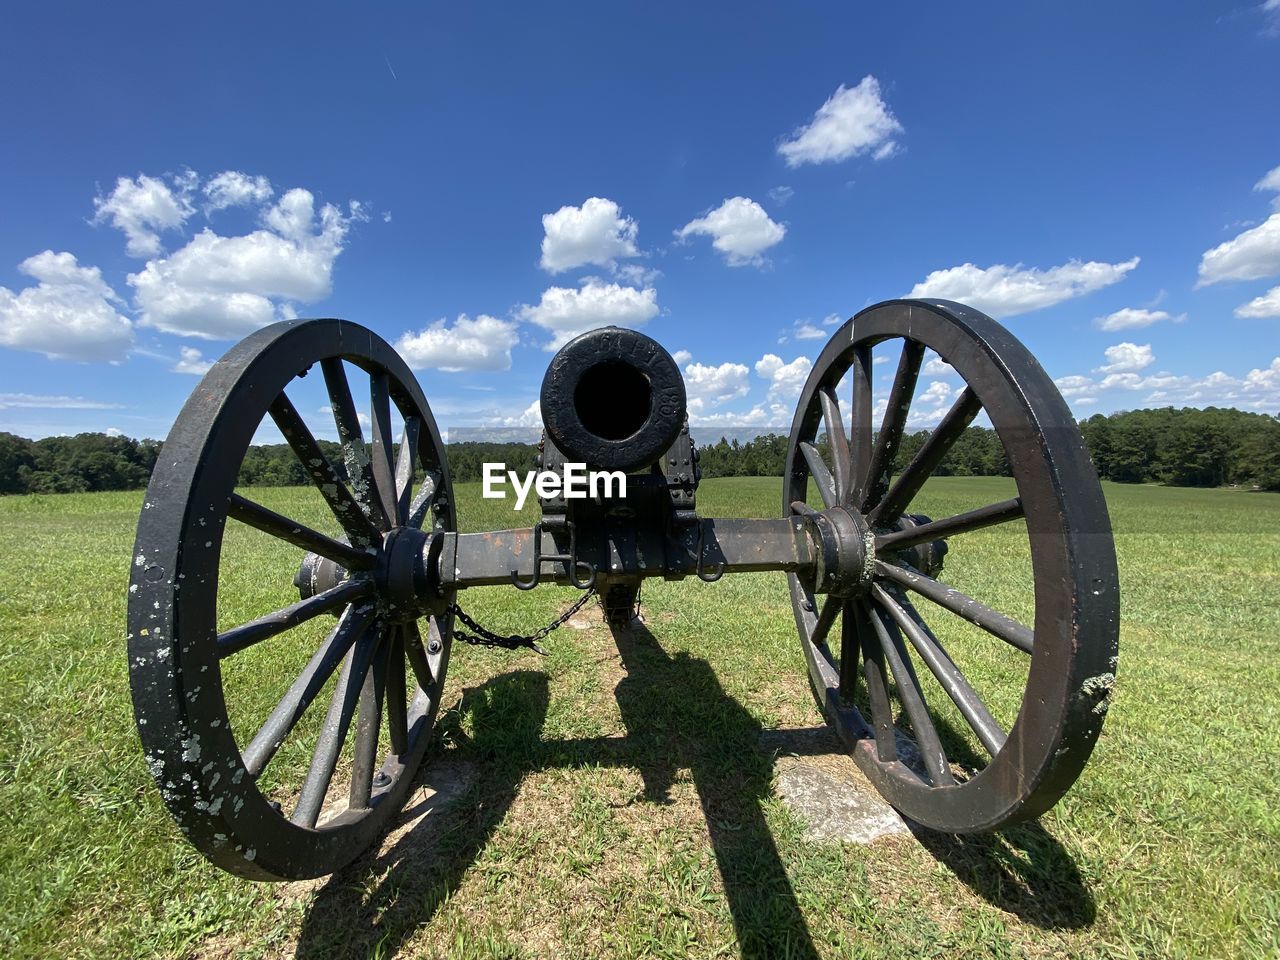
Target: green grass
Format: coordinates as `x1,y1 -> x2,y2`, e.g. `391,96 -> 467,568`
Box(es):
1,478 -> 1278,959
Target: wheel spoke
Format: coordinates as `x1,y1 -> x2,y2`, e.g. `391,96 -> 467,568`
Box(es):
818,387 -> 852,505
216,578 -> 373,658
406,471 -> 440,530
269,392 -> 381,550
394,417 -> 421,526
868,387 -> 982,528
799,442 -> 837,509
846,600 -> 896,762
876,498 -> 1023,552
385,626 -> 409,755
349,623 -> 389,810
862,340 -> 925,511
293,629 -> 379,828
864,600 -> 954,786
321,358 -> 390,531
369,372 -> 398,527
873,585 -> 1006,757
874,560 -> 1034,654
404,620 -> 437,693
809,595 -> 840,649
849,345 -> 873,506
227,494 -> 375,571
241,604 -> 373,776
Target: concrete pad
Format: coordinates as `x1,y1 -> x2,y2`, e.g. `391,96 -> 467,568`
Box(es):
762,727 -> 911,844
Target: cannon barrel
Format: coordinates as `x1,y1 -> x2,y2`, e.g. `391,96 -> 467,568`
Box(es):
539,326 -> 687,473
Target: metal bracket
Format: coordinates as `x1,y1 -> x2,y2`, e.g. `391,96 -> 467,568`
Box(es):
511,519 -> 597,591
694,522 -> 725,583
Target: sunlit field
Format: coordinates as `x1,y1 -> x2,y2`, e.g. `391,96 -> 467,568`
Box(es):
1,478 -> 1277,959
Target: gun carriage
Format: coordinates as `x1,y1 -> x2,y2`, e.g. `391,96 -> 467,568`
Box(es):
127,299 -> 1119,880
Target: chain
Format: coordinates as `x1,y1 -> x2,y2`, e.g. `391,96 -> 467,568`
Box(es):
448,588 -> 596,656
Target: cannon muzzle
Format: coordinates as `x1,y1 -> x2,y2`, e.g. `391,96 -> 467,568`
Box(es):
539,326 -> 686,473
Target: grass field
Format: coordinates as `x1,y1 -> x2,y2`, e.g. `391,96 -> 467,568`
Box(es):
1,477 -> 1278,959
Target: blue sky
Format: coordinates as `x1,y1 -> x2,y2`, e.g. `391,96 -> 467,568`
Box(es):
2,1 -> 1279,441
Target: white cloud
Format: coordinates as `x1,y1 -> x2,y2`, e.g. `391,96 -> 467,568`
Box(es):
777,76 -> 903,168
675,197 -> 785,267
0,392 -> 123,410
1054,357 -> 1280,412
1098,372 -> 1143,390
395,314 -> 519,372
539,197 -> 639,273
689,401 -> 792,429
755,353 -> 812,399
918,381 -> 953,407
922,351 -> 955,377
129,188 -> 356,339
1197,213 -> 1280,285
499,400 -> 542,428
769,185 -> 794,206
683,361 -> 750,411
822,312 -> 843,326
518,279 -> 659,350
1256,163 -> 1280,202
672,349 -> 692,365
614,263 -> 662,287
1096,307 -> 1184,331
203,171 -> 273,212
1054,375 -> 1095,398
1096,342 -> 1155,374
907,257 -> 1140,319
1236,284 -> 1280,318
0,251 -> 134,361
172,346 -> 213,375
793,321 -> 826,340
93,174 -> 194,258
1263,0 -> 1280,34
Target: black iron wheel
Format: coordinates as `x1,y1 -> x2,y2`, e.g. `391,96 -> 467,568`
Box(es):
784,299 -> 1119,833
128,319 -> 455,880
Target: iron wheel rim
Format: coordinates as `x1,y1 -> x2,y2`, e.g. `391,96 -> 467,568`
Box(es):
783,299 -> 1119,833
128,318 -> 455,880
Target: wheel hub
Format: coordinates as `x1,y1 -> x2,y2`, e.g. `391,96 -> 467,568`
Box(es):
376,525 -> 448,622
806,507 -> 876,597
296,526 -> 448,624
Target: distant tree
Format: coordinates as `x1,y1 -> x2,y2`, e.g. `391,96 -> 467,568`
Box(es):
1,411 -> 1277,494
1107,416 -> 1154,483
0,433 -> 35,494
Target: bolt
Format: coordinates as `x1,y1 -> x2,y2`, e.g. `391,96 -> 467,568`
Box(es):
373,771 -> 392,788
428,638 -> 442,654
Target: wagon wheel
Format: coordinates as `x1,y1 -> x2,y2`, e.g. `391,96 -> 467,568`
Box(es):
784,299 -> 1119,833
128,319 -> 455,880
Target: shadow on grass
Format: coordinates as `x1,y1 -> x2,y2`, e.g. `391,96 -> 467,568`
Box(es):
295,623 -> 1091,957
605,620 -> 820,960
909,711 -> 1095,930
757,718 -> 1094,929
911,823 -> 1095,930
811,640 -> 1096,931
295,623 -> 820,959
295,669 -> 551,959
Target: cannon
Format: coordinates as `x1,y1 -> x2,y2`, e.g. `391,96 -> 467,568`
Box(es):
127,299 -> 1119,880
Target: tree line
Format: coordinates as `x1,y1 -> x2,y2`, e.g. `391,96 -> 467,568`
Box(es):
1,405 -> 1276,495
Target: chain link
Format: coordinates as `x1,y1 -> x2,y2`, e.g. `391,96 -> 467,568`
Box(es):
448,588 -> 596,656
